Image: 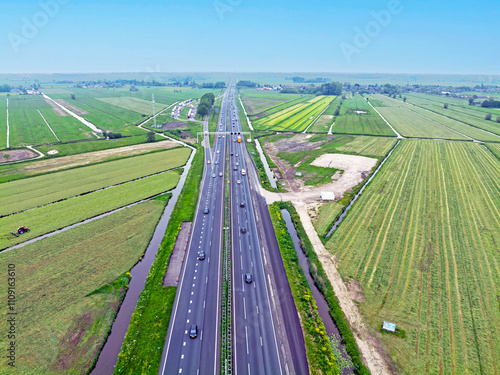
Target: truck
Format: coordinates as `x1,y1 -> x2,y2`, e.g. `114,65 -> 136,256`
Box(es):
237,136 -> 241,143
241,169 -> 246,176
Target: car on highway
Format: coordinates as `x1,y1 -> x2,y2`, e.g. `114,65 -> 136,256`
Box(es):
212,173 -> 216,178
219,172 -> 223,177
235,154 -> 239,157
198,250 -> 205,260
245,273 -> 252,283
240,227 -> 247,234
207,160 -> 211,164
204,207 -> 209,214
189,324 -> 198,338
237,179 -> 241,184
236,162 -> 239,166
217,150 -> 220,154
233,166 -> 238,171
215,160 -> 219,165
240,202 -> 245,207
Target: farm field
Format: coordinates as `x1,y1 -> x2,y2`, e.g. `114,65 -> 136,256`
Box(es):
35,133 -> 164,157
312,201 -> 344,238
47,87 -> 219,134
372,94 -> 500,142
0,170 -> 180,250
332,94 -> 395,136
326,140 -> 500,374
5,96 -> 93,147
403,93 -> 500,136
252,96 -> 334,132
486,143 -> 500,159
0,139 -> 179,183
335,136 -> 397,156
0,147 -> 190,216
97,96 -> 167,115
0,199 -> 167,374
241,89 -> 310,115
371,98 -> 469,140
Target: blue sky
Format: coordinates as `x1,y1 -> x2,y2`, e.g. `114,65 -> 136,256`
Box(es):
0,0 -> 498,74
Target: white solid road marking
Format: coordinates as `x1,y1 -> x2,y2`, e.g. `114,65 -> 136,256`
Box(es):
245,326 -> 249,355
243,297 -> 247,320
261,336 -> 263,346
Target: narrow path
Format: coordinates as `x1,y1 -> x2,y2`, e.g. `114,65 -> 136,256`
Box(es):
328,121 -> 335,135
6,97 -> 10,148
37,109 -> 60,142
41,93 -> 103,134
367,100 -> 403,138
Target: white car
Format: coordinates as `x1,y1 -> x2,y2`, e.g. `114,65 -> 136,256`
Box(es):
237,180 -> 241,184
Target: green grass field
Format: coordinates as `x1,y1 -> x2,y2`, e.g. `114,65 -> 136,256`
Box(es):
332,94 -> 396,136
326,140 -> 500,374
97,96 -> 167,115
335,136 -> 397,156
0,147 -> 190,216
486,143 -> 500,160
241,89 -> 310,115
0,170 -> 180,250
373,95 -> 500,142
253,96 -> 334,132
312,201 -> 344,238
371,97 -> 469,140
403,93 -> 500,136
0,199 -> 167,374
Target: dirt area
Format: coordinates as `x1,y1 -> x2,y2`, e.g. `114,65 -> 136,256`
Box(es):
164,222 -> 192,286
13,140 -> 178,176
44,98 -> 69,116
55,99 -> 88,115
162,121 -> 187,130
264,134 -> 327,192
293,203 -> 395,374
0,149 -> 38,163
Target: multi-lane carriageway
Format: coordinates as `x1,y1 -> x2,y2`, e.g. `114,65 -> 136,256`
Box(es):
159,84 -> 308,375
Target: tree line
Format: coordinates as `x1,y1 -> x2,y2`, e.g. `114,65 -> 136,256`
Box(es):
196,93 -> 215,118
280,81 -> 343,96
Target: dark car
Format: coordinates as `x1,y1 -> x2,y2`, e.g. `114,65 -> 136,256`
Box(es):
240,202 -> 245,208
245,273 -> 252,284
198,250 -> 205,260
189,324 -> 198,338
204,207 -> 209,214
240,227 -> 246,234
234,166 -> 238,171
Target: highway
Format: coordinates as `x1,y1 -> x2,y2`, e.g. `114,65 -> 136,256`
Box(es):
159,83 -> 308,374
159,91 -> 228,375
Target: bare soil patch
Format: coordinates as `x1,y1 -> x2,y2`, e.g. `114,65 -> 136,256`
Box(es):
0,149 -> 38,163
55,99 -> 88,115
162,121 -> 187,130
44,98 -> 69,116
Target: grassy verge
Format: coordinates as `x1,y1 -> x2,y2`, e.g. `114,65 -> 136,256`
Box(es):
0,199 -> 167,374
276,201 -> 370,375
0,170 -> 181,250
269,203 -> 339,374
114,144 -> 204,374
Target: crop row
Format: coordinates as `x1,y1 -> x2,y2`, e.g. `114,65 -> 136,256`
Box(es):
326,139 -> 500,374
0,170 -> 180,250
0,147 -> 190,216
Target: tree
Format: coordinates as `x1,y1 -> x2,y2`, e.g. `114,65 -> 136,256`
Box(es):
403,97 -> 407,103
485,113 -> 492,121
468,97 -> 474,105
497,116 -> 500,123
444,103 -> 448,109
71,94 -> 76,100
334,108 -> 340,116
146,131 -> 156,143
